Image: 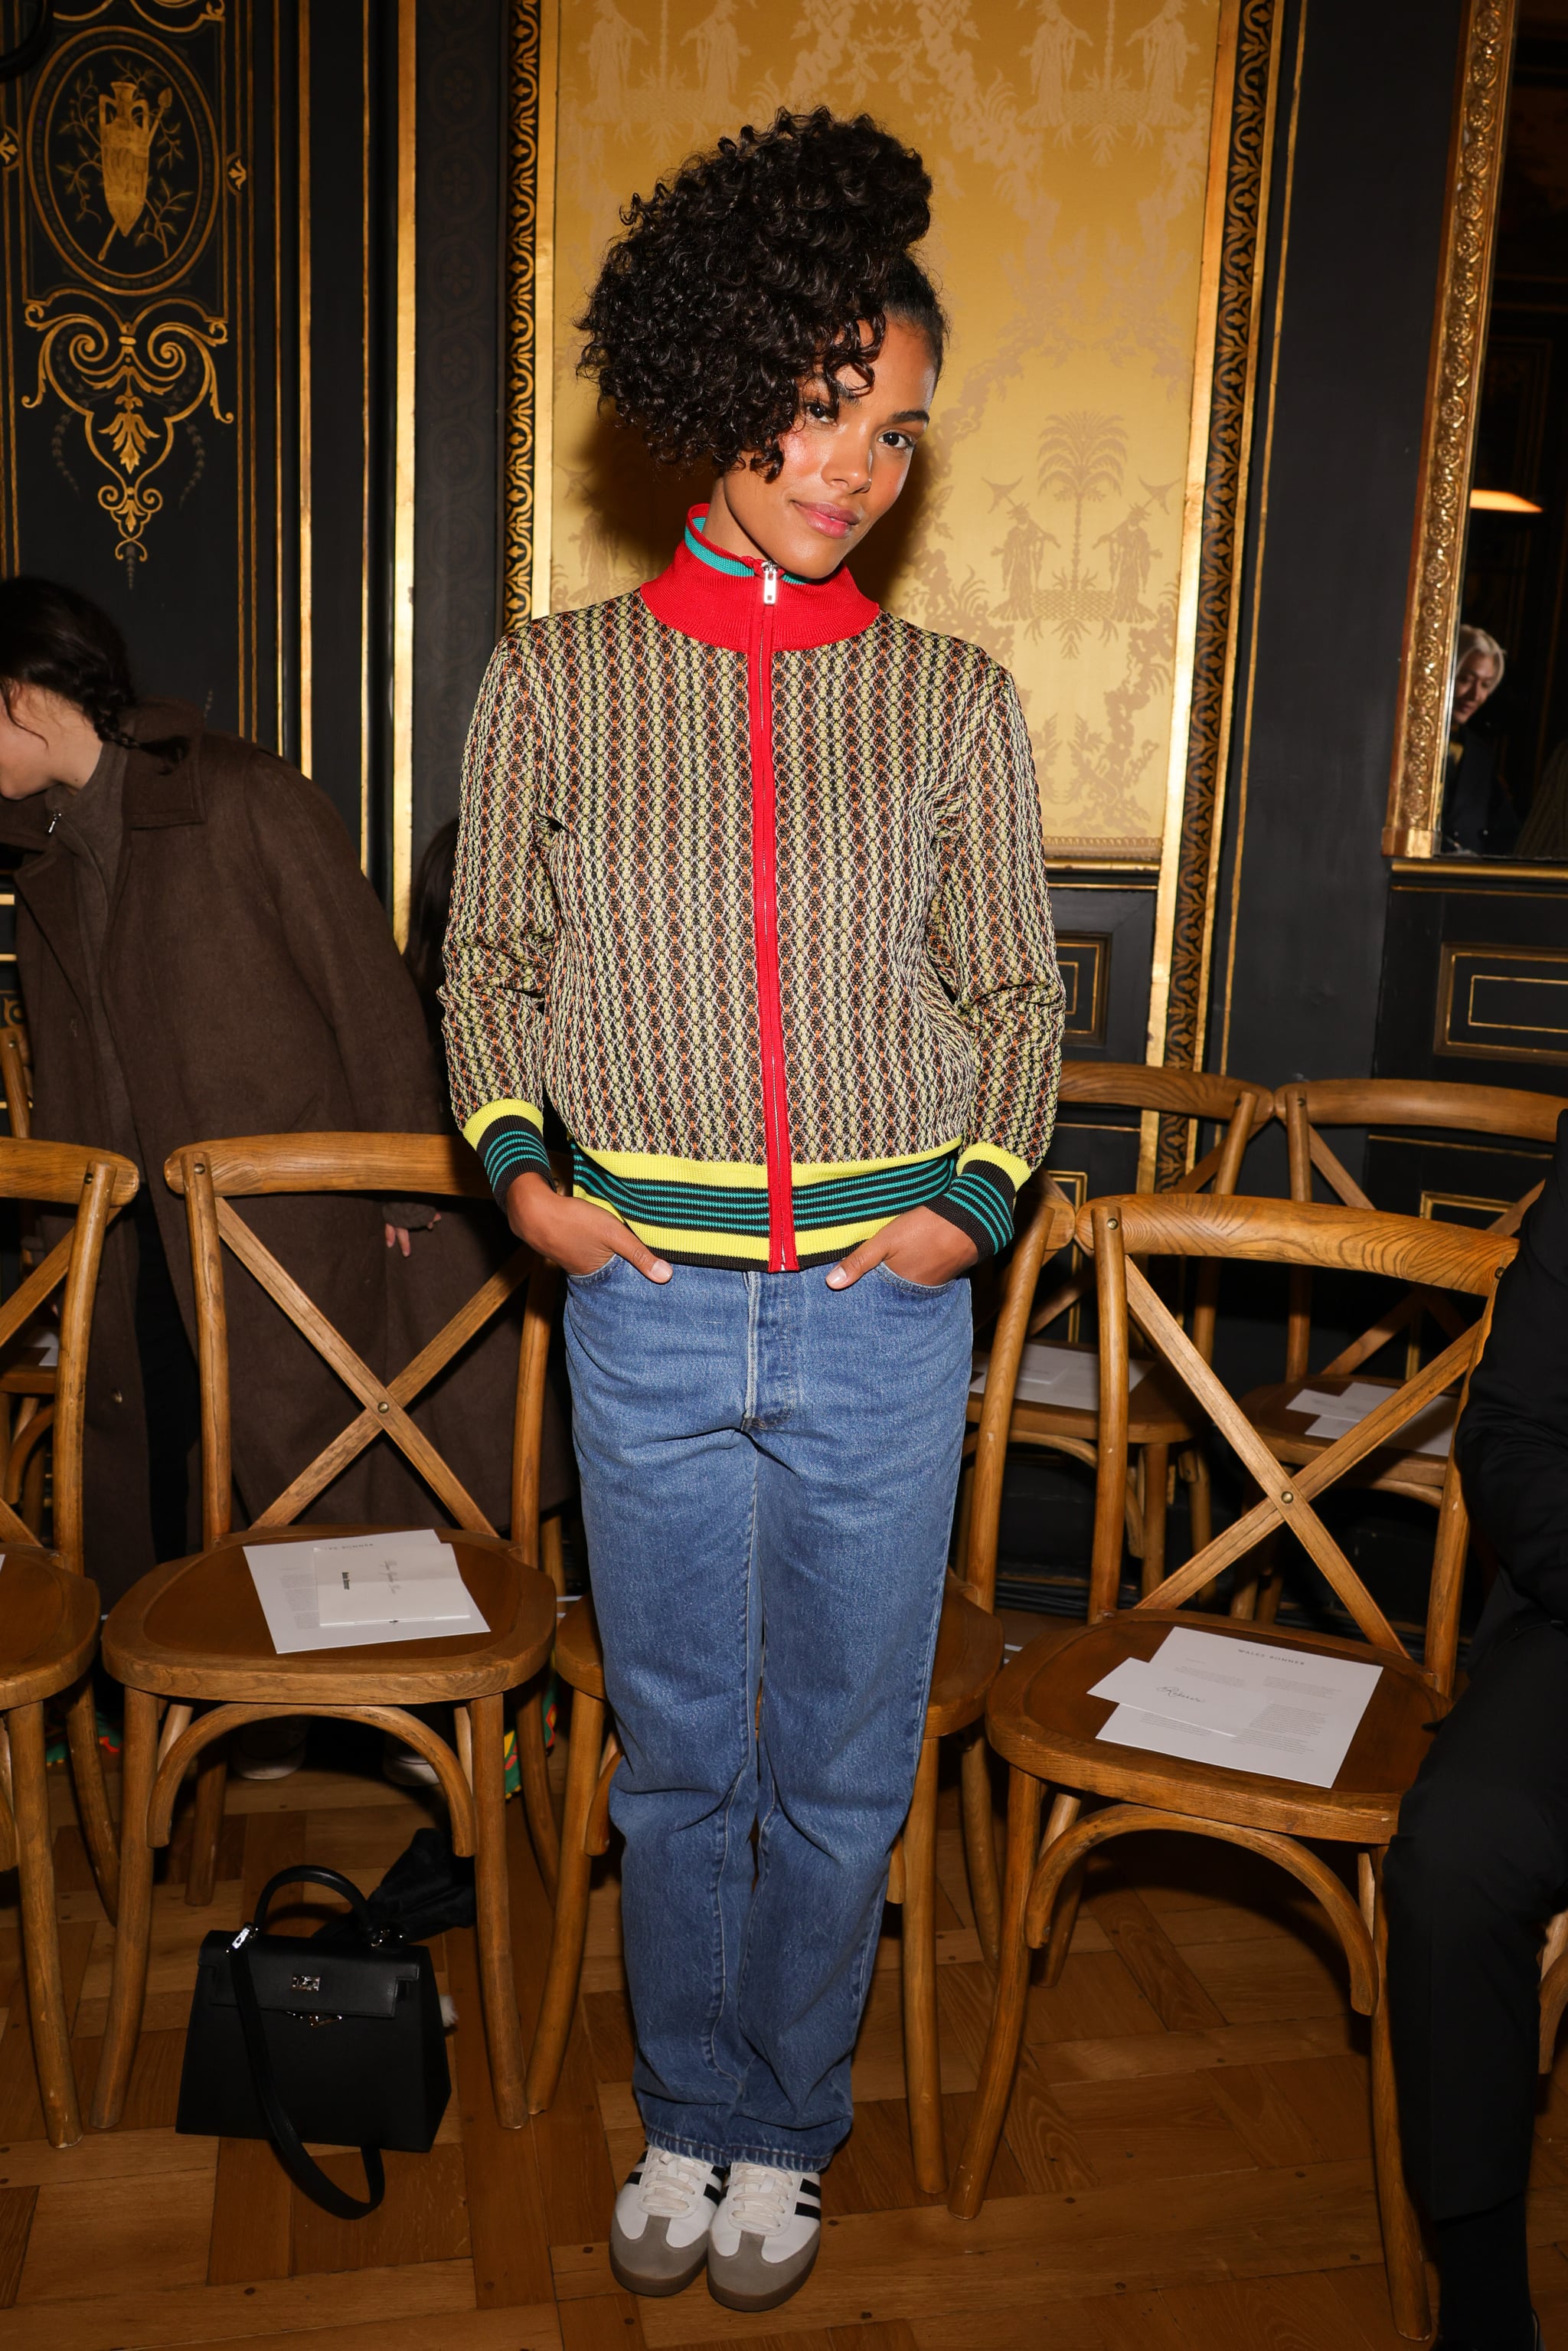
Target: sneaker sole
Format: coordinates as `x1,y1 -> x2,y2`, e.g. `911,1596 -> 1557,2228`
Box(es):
706,2235 -> 819,2313
609,2236 -> 710,2298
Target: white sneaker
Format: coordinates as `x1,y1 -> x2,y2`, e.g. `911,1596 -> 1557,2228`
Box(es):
706,2161 -> 822,2311
230,1717 -> 308,1780
609,2145 -> 725,2297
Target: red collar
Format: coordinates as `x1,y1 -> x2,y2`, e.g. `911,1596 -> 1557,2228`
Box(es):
639,505 -> 880,652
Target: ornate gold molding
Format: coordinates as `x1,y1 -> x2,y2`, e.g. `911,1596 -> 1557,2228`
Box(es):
1151,0 -> 1283,1185
502,0 -> 541,634
1383,0 -> 1517,858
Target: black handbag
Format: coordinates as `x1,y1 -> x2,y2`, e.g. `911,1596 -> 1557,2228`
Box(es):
176,1864 -> 450,2219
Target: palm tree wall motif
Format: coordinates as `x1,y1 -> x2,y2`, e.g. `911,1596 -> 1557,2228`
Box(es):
991,410 -> 1174,656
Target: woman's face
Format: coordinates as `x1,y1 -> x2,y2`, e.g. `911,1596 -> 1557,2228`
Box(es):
705,316 -> 939,580
1453,652 -> 1501,726
0,685 -> 100,799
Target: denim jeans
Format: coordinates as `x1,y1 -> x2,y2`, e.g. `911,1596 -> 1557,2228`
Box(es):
564,1254 -> 972,2171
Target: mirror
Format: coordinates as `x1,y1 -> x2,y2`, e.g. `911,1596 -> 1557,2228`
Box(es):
1440,4 -> 1568,856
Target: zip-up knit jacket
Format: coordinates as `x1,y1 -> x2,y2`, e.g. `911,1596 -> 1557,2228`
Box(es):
442,508 -> 1064,1272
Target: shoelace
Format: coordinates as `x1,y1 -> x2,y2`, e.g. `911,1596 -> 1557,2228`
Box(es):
724,2164 -> 801,2234
635,2149 -> 712,2217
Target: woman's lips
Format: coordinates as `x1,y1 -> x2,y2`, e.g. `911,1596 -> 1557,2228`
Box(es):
795,502 -> 858,538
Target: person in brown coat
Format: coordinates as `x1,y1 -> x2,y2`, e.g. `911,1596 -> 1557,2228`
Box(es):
0,576 -> 533,1636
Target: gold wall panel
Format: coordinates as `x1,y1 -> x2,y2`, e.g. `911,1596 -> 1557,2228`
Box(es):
543,0 -> 1227,863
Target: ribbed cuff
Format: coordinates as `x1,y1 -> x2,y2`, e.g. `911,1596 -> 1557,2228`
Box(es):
477,1116 -> 552,1208
929,1162 -> 1018,1262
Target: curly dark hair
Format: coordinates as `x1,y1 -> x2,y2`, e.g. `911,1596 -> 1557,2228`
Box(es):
0,574 -> 138,744
578,108 -> 946,479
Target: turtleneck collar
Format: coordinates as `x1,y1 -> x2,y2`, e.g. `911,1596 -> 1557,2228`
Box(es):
639,505 -> 880,653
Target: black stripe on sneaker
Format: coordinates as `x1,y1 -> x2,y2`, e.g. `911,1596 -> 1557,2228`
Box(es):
627,2167 -> 643,2185
704,2181 -> 722,2202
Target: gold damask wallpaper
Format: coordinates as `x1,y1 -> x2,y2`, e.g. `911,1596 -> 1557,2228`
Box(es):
548,0 -> 1223,858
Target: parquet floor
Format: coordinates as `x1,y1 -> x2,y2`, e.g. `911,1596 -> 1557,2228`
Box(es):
7,1722 -> 1568,2351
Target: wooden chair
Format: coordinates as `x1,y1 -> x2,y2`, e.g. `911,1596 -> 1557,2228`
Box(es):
89,1133 -> 560,2134
948,1190 -> 1516,2342
968,1065 -> 1274,1599
523,1195 -> 1076,2196
0,1019 -> 60,1529
1230,1082 -> 1566,1618
0,1138 -> 139,2144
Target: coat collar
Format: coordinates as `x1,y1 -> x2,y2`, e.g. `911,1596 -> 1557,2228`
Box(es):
0,699 -> 203,854
639,505 -> 879,653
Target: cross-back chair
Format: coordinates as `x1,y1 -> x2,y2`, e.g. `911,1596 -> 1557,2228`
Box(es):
0,1020 -> 60,1527
947,1190 -> 1516,2340
1231,1082 -> 1566,1618
90,1133 -> 560,2135
0,1138 -> 139,2144
524,1190 -> 1076,2196
968,1063 -> 1274,1594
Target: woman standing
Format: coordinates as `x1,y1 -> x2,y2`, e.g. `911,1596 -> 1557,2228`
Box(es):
445,110 -> 1063,2313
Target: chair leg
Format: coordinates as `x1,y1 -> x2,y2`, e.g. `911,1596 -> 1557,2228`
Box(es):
948,1766 -> 1044,2220
185,1732 -> 228,1907
1139,1444 -> 1169,1599
9,1701 -> 81,2149
469,1692 -> 527,2130
525,1689 -> 604,2114
64,1676 -> 119,1924
1367,1852 -> 1432,2340
517,1682 -> 560,1904
960,1728 -> 1001,1970
91,1685 -> 159,2130
902,1735 -> 945,2192
1040,1793 -> 1086,1986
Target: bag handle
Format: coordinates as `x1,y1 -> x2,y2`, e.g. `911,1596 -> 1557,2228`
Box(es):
227,1929 -> 386,2220
250,1864 -> 377,1941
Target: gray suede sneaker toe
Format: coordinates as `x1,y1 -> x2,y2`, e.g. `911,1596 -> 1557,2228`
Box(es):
707,2162 -> 822,2313
609,2147 -> 725,2297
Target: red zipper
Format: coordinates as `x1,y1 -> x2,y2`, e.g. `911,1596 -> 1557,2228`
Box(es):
747,562 -> 798,1272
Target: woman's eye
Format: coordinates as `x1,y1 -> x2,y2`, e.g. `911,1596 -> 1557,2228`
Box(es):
880,431 -> 914,453
805,401 -> 834,423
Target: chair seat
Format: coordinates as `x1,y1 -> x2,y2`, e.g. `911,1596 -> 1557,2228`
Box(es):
0,1327 -> 59,1395
1242,1375 -> 1453,1493
969,1339 -> 1194,1445
103,1526 -> 557,1702
0,1548 -> 99,1708
986,1609 -> 1440,1844
552,1579 -> 1003,1737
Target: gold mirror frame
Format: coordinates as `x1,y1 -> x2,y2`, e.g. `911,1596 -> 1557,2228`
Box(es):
1383,0 -> 1517,858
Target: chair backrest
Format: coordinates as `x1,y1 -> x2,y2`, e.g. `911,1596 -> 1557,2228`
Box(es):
0,1139 -> 139,1570
1076,1190 -> 1516,1697
1274,1077 -> 1566,1381
165,1133 -> 555,1553
961,1067 -> 1273,1613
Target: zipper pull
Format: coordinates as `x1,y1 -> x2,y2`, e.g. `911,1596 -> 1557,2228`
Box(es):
763,564 -> 778,606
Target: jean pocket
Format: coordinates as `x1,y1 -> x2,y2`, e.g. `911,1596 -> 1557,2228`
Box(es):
871,1261 -> 959,1299
567,1254 -> 622,1291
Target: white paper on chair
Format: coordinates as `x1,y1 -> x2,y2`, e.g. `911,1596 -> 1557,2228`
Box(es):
245,1531 -> 489,1655
1091,1626 -> 1383,1787
1292,1379 -> 1455,1457
971,1344 -> 1152,1413
314,1530 -> 472,1627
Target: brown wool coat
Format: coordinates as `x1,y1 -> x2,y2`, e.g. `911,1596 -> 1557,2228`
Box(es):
0,701 -> 559,1605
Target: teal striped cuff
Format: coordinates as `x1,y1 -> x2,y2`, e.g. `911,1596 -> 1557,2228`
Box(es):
930,1165 -> 1017,1262
479,1117 -> 552,1207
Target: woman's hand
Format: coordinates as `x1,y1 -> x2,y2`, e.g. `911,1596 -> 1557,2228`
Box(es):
825,1205 -> 978,1291
504,1169 -> 672,1283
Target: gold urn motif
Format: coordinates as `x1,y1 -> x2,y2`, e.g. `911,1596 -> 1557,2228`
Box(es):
96,78 -> 169,259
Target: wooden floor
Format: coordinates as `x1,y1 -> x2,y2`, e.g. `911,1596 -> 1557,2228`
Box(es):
7,1728 -> 1568,2351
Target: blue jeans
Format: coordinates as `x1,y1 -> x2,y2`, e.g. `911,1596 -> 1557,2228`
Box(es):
564,1256 -> 972,2171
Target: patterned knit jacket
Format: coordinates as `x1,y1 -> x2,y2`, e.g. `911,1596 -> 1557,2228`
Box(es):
443,508 -> 1064,1272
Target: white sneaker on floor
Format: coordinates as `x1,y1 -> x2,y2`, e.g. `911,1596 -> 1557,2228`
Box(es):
381,1733 -> 439,1788
609,2145 -> 726,2297
230,1717 -> 308,1780
706,2161 -> 822,2311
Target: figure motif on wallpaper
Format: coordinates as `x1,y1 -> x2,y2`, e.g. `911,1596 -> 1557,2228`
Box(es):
585,0 -> 746,132
1023,0 -> 1196,160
